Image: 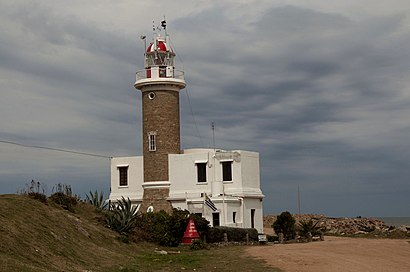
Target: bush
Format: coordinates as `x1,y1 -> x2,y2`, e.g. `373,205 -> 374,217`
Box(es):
267,235 -> 278,242
190,239 -> 207,250
105,197 -> 139,235
133,209 -> 210,247
19,180 -> 47,203
49,192 -> 78,212
134,209 -> 188,247
206,226 -> 258,243
272,211 -> 296,240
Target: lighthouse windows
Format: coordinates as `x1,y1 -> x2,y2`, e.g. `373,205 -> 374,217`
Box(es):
148,131 -> 157,151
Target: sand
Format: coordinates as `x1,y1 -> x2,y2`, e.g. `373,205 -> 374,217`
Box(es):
246,236 -> 410,272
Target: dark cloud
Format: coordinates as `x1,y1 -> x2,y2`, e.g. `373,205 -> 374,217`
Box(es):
1,1 -> 410,216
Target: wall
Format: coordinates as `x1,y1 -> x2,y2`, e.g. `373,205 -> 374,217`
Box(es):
110,156 -> 143,203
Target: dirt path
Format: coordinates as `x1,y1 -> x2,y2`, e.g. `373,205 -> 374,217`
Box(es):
246,236 -> 410,272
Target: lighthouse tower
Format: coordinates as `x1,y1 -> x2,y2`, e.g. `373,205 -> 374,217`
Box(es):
134,21 -> 186,213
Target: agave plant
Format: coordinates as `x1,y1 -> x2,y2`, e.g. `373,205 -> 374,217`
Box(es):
105,197 -> 139,235
297,219 -> 324,238
86,190 -> 108,211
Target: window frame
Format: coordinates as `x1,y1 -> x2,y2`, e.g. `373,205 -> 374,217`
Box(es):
196,162 -> 207,183
118,166 -> 129,187
221,160 -> 233,182
148,132 -> 157,152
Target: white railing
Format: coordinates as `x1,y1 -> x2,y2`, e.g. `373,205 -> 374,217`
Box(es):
135,68 -> 185,81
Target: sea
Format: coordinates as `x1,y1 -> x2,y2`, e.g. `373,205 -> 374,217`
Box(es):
377,217 -> 410,227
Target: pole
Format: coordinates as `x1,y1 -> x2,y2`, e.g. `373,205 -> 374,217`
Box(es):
212,122 -> 215,151
298,184 -> 301,215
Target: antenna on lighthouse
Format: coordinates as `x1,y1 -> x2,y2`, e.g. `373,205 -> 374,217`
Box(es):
140,35 -> 147,53
161,19 -> 167,30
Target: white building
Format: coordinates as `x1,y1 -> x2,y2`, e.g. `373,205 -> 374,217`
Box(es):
109,22 -> 264,233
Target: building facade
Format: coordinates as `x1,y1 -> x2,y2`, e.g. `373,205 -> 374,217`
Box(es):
109,23 -> 264,233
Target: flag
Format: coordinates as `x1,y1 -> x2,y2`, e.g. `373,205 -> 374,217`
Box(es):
204,194 -> 217,211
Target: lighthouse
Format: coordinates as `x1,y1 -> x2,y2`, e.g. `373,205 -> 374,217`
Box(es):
109,21 -> 264,233
134,21 -> 186,213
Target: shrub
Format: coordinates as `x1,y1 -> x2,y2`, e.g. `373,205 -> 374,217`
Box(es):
105,197 -> 139,235
190,239 -> 207,250
298,219 -> 324,238
134,209 -> 188,247
267,235 -> 278,242
206,226 -> 258,243
49,192 -> 78,212
86,190 -> 107,211
19,180 -> 47,203
133,209 -> 210,247
272,211 -> 296,240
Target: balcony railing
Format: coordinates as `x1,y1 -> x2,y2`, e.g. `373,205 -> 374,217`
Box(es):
135,68 -> 185,81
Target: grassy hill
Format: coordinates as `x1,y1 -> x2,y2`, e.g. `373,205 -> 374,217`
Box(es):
0,194 -> 277,272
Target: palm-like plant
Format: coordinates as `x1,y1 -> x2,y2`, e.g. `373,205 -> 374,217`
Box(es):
86,190 -> 107,211
105,197 -> 139,235
298,219 -> 324,238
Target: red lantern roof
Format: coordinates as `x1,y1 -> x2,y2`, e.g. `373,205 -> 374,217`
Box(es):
147,39 -> 169,52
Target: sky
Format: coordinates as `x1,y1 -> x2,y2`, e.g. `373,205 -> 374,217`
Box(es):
1,0 -> 410,217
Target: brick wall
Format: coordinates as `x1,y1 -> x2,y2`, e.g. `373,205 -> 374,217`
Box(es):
139,188 -> 173,213
141,89 -> 180,182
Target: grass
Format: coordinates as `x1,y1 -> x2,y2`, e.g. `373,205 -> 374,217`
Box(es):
0,194 -> 279,272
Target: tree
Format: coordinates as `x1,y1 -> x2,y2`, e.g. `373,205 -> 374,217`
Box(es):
272,211 -> 296,240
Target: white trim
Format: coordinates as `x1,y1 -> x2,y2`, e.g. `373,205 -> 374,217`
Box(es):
194,160 -> 208,164
219,159 -> 233,162
116,164 -> 129,167
142,181 -> 171,189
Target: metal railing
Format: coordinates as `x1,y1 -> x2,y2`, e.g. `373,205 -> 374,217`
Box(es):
135,68 -> 185,81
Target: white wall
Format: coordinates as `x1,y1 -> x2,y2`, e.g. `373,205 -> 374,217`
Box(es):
110,156 -> 143,203
109,149 -> 264,233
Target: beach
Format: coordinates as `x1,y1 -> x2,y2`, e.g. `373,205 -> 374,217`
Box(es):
246,236 -> 410,272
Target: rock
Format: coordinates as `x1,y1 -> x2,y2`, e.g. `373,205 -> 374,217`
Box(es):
264,214 -> 390,236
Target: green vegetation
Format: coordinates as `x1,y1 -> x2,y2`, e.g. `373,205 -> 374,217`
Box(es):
272,211 -> 296,240
86,190 -> 108,211
105,196 -> 139,235
0,194 -> 279,271
298,219 -> 324,238
133,209 -> 210,247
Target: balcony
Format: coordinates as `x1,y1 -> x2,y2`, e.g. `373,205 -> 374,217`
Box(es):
134,67 -> 186,89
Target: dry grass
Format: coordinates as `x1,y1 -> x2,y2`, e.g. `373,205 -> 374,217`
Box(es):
0,194 -> 278,272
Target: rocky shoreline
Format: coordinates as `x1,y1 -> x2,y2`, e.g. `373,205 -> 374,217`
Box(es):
264,214 -> 410,236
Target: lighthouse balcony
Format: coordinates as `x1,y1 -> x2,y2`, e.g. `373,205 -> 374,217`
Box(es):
134,67 -> 185,89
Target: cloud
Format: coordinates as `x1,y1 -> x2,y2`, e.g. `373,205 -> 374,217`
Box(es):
1,1 -> 410,216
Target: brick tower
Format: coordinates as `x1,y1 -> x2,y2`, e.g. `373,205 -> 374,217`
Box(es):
134,21 -> 186,213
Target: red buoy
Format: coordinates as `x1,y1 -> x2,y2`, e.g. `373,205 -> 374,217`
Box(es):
182,218 -> 200,244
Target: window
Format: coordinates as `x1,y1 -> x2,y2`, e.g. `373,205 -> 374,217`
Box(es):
148,132 -> 156,151
118,166 -> 128,186
212,213 -> 220,227
195,213 -> 203,218
196,163 -> 207,183
222,161 -> 232,181
251,209 -> 255,229
233,212 -> 236,223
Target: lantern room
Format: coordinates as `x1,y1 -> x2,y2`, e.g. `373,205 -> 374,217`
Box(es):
144,35 -> 175,79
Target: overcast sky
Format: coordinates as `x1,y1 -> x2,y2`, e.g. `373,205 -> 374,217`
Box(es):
1,0 -> 410,217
